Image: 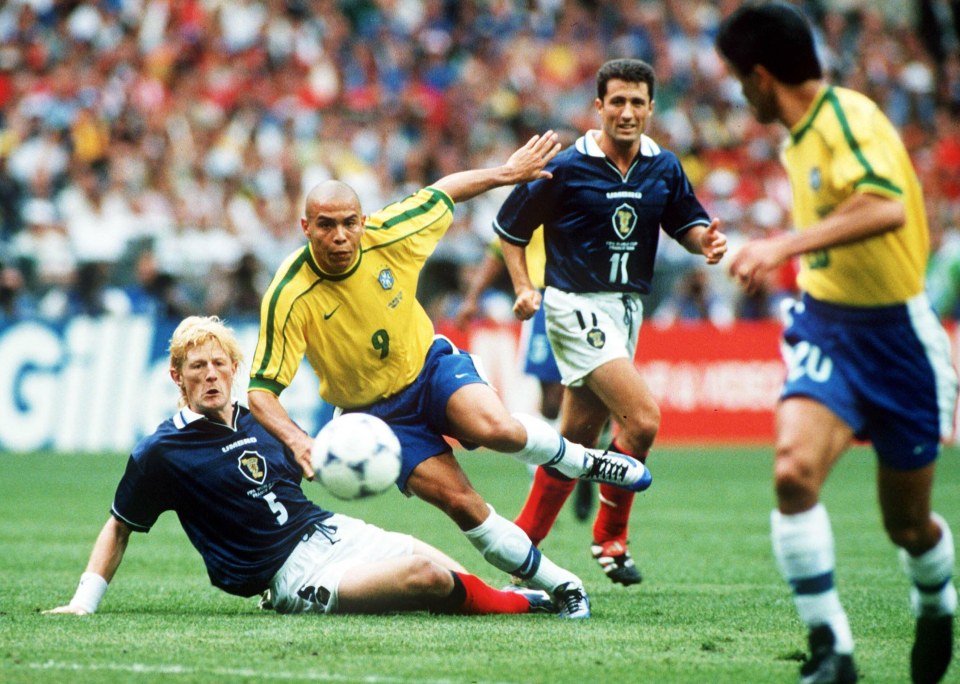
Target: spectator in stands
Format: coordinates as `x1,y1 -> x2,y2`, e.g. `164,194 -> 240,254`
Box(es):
0,0 -> 955,323
124,248 -> 193,320
0,261 -> 33,322
653,267 -> 734,327
10,197 -> 75,295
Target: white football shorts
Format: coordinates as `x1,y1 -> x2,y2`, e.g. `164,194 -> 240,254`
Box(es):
543,286 -> 644,387
268,513 -> 416,614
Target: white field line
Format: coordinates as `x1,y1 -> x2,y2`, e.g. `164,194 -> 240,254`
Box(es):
26,659 -> 515,684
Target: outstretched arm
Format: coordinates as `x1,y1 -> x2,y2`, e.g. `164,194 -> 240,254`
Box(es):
248,388 -> 316,479
431,131 -> 561,204
44,516 -> 132,615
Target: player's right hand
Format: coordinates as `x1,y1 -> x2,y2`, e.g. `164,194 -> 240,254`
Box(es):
512,289 -> 541,321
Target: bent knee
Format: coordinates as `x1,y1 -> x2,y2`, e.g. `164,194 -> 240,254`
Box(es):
617,409 -> 660,452
884,517 -> 939,553
403,557 -> 453,597
772,443 -> 820,507
430,487 -> 489,529
472,413 -> 526,451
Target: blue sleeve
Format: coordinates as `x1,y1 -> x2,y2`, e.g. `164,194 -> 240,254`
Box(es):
493,164 -> 562,245
111,449 -> 171,532
660,158 -> 709,239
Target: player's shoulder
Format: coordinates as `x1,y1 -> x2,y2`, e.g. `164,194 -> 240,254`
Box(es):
267,245 -> 320,287
369,187 -> 453,226
130,417 -> 178,464
235,406 -> 282,446
815,86 -> 885,132
829,85 -> 880,111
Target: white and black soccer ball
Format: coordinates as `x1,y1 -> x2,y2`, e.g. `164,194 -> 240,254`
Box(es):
311,413 -> 402,500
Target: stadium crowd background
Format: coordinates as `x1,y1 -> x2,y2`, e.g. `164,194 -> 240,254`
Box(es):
0,0 -> 958,327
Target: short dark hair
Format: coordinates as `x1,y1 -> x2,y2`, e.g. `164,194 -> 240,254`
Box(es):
716,1 -> 822,85
596,59 -> 656,101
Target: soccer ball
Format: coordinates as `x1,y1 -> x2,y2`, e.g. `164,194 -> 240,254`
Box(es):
311,413 -> 402,500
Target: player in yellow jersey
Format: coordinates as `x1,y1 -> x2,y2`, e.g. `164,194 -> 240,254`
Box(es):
717,4 -> 958,683
248,131 -> 652,619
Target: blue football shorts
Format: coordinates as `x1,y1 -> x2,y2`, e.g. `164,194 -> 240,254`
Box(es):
519,301 -> 562,384
344,335 -> 487,490
780,293 -> 958,469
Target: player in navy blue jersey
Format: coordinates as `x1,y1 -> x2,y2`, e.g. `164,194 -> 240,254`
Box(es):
44,316 -> 556,617
495,58 -> 728,586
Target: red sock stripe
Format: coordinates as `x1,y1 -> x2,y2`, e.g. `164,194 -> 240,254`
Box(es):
513,467 -> 577,547
454,573 -> 530,614
592,483 -> 635,544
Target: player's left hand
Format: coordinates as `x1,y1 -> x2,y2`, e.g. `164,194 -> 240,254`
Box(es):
502,131 -> 562,185
700,219 -> 728,264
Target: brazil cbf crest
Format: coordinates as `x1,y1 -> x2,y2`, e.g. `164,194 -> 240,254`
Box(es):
611,203 -> 638,240
238,451 -> 267,485
378,268 -> 395,290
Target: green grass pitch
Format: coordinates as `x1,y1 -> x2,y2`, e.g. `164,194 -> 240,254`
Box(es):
2,445 -> 958,683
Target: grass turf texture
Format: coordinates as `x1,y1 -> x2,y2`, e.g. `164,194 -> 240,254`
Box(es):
2,445 -> 958,683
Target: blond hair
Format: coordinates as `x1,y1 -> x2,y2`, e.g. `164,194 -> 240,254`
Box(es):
168,316 -> 245,407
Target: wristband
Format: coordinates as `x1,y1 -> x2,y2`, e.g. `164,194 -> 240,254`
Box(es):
69,572 -> 108,614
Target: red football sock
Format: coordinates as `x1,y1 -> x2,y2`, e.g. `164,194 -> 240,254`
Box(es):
453,572 -> 530,614
592,440 -> 646,544
513,466 -> 577,547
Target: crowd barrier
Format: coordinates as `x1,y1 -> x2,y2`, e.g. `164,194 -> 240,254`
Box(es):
2,316 -> 956,453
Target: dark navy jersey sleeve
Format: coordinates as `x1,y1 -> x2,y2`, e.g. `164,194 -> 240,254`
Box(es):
111,407 -> 332,597
111,439 -> 174,532
494,161 -> 563,246
495,135 -> 709,294
659,158 -> 710,240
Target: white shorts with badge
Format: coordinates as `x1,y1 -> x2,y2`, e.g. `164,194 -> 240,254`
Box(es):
268,513 -> 416,614
543,287 -> 644,387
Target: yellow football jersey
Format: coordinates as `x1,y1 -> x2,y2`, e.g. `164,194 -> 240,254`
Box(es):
490,227 -> 547,289
784,85 -> 929,305
249,187 -> 453,408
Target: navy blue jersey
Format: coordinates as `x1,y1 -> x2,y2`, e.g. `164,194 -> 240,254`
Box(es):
111,403 -> 332,597
494,132 -> 709,294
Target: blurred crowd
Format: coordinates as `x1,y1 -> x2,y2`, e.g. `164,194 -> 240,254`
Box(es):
0,0 -> 958,327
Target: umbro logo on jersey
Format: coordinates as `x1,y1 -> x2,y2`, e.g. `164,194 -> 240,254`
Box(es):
323,305 -> 341,320
238,450 -> 267,485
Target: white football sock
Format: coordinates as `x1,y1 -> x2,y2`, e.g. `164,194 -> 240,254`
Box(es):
772,504 -> 854,654
509,413 -> 585,478
463,504 -> 581,592
899,512 -> 957,617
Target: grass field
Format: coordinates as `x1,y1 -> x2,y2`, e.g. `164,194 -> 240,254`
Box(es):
2,444 -> 958,683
